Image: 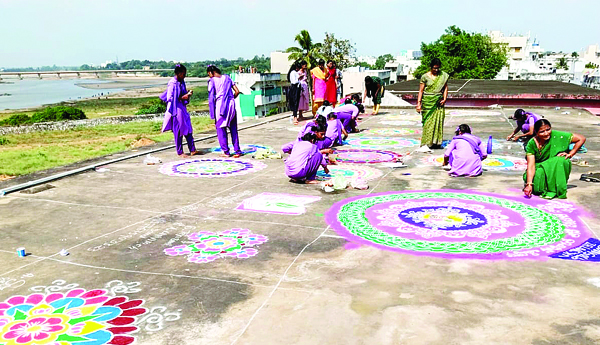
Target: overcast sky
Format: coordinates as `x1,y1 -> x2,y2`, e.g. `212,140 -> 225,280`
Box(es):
1,0 -> 598,68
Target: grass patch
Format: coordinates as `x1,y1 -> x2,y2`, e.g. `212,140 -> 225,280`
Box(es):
0,116 -> 213,176
0,86 -> 209,121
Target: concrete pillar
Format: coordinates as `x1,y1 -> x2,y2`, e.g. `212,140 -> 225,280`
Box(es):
18,74 -> 22,80
38,73 -> 42,79
57,73 -> 61,79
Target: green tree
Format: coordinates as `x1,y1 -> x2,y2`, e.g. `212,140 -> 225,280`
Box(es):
349,61 -> 374,69
319,32 -> 356,69
571,52 -> 579,58
585,62 -> 599,69
414,26 -> 508,79
374,54 -> 395,70
286,30 -> 323,68
555,57 -> 568,70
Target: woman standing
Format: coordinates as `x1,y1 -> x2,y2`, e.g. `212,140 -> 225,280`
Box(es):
311,59 -> 328,115
160,64 -> 198,157
363,76 -> 384,115
298,60 -> 310,119
325,60 -> 338,107
416,58 -> 449,152
287,62 -> 302,125
207,65 -> 243,157
523,119 -> 586,199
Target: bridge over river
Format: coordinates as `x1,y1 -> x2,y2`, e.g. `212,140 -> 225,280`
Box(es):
0,69 -> 171,80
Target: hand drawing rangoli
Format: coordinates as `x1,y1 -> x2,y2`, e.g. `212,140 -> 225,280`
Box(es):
420,155 -> 527,171
235,193 -> 321,215
325,190 -> 596,260
346,137 -> 420,149
449,110 -> 503,116
164,228 -> 267,263
333,149 -> 401,164
380,120 -> 420,126
159,158 -> 267,178
0,288 -> 147,345
316,165 -> 383,182
363,128 -> 421,136
210,144 -> 273,155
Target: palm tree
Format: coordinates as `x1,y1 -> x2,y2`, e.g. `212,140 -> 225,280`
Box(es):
286,30 -> 323,68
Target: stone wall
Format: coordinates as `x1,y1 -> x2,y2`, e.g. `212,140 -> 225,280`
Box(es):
0,111 -> 210,135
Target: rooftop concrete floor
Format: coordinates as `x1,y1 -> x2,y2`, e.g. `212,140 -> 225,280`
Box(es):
2,107 -> 600,345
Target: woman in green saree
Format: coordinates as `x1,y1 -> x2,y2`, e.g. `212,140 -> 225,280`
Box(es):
416,58 -> 449,152
523,119 -> 586,199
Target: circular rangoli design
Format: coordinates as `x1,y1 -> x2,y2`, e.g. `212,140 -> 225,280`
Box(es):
0,288 -> 147,345
159,158 -> 267,178
325,190 -> 590,260
316,165 -> 383,181
381,120 -> 420,126
211,144 -> 272,155
449,110 -> 503,116
420,155 -> 527,171
333,149 -> 401,164
363,128 -> 421,136
164,228 -> 268,263
346,137 -> 420,149
384,115 -> 422,121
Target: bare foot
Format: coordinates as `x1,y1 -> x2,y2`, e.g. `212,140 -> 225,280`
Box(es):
232,154 -> 241,158
190,151 -> 200,156
179,154 -> 190,158
305,180 -> 320,184
220,153 -> 231,158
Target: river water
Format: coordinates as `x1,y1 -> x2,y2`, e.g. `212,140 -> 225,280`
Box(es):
0,79 -> 123,110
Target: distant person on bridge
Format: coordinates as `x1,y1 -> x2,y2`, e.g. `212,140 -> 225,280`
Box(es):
160,64 -> 198,157
207,65 -> 243,157
416,58 -> 449,152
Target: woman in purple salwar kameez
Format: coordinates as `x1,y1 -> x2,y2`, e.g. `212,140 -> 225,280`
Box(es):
285,132 -> 329,184
160,64 -> 198,157
507,108 -> 542,143
443,124 -> 487,177
207,65 -> 243,157
282,116 -> 327,154
334,99 -> 362,133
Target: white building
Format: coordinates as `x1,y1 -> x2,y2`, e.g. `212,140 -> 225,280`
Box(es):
270,51 -> 293,74
342,67 -> 390,96
230,72 -> 284,119
582,44 -> 600,67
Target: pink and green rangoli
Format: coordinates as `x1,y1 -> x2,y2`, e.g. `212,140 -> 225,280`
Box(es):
164,228 -> 268,263
0,288 -> 146,345
325,190 -> 600,261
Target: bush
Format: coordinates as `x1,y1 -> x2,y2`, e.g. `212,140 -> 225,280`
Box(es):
0,137 -> 9,145
136,98 -> 167,115
31,106 -> 86,123
0,114 -> 32,126
267,108 -> 278,116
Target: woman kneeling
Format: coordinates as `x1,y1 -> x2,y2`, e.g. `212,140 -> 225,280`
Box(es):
285,132 -> 330,184
443,124 -> 487,177
523,119 -> 586,199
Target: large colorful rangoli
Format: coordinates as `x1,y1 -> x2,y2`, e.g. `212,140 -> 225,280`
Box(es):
164,228 -> 267,263
333,149 -> 401,164
362,128 -> 421,136
316,165 -> 383,181
346,137 -> 420,149
0,288 -> 147,345
448,110 -> 503,116
325,190 -> 596,260
159,158 -> 267,178
421,155 -> 527,171
210,144 -> 273,155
